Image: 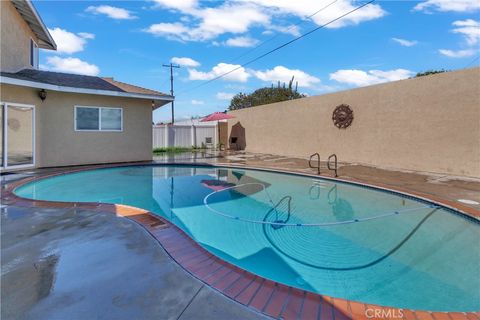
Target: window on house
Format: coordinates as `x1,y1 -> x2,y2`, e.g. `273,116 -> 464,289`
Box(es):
75,106 -> 123,131
100,108 -> 122,130
30,39 -> 38,68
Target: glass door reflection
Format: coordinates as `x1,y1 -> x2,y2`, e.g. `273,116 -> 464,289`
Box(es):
4,103 -> 35,168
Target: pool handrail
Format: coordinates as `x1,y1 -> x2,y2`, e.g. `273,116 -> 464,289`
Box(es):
327,154 -> 338,177
268,195 -> 292,229
308,153 -> 321,174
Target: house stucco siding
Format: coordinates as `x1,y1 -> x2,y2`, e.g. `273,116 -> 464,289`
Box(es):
0,1 -> 39,72
1,84 -> 153,168
227,68 -> 480,178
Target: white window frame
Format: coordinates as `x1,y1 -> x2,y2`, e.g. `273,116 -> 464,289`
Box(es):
30,38 -> 39,69
1,102 -> 36,170
74,106 -> 123,132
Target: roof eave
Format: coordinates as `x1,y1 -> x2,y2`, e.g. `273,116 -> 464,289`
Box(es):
0,76 -> 174,102
153,100 -> 171,109
11,0 -> 57,50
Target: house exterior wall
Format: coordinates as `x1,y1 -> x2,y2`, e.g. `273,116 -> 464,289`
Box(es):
0,1 -> 38,72
227,68 -> 480,178
1,84 -> 153,168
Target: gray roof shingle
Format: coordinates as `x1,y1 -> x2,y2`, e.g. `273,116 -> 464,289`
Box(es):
1,69 -> 169,97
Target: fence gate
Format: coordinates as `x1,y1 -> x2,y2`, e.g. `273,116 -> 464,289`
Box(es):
153,124 -> 217,149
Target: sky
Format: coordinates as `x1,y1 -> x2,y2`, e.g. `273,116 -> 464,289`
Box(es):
34,0 -> 480,123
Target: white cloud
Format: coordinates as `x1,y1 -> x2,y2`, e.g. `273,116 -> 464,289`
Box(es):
78,32 -> 95,39
42,56 -> 100,76
392,37 -> 417,47
152,0 -> 198,13
143,23 -> 191,40
86,5 -> 137,20
452,19 -> 480,45
253,66 -> 321,88
329,69 -> 414,87
414,0 -> 480,12
438,49 -> 476,58
145,0 -> 386,42
146,3 -> 269,41
438,20 -> 480,58
216,92 -> 235,100
266,24 -> 301,37
187,3 -> 270,41
224,36 -> 260,47
245,0 -> 386,29
47,28 -> 94,54
188,63 -> 250,82
171,57 -> 200,67
191,99 -> 204,105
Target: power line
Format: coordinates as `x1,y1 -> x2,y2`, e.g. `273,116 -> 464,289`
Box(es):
464,55 -> 480,69
177,0 -> 375,96
228,0 -> 339,64
158,77 -> 170,91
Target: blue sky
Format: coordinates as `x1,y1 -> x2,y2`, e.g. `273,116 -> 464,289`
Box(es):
34,0 -> 480,123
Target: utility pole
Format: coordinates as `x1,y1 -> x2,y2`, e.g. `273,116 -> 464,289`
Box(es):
162,63 -> 180,124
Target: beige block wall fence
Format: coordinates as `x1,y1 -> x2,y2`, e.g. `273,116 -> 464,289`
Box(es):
1,84 -> 153,167
227,68 -> 480,178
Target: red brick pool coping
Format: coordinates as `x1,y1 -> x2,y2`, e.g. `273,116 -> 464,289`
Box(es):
2,162 -> 479,320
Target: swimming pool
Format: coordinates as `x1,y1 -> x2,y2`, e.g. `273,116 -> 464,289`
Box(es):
15,165 -> 479,312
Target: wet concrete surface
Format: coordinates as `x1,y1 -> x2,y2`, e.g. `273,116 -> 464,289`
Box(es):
1,198 -> 268,320
176,286 -> 270,320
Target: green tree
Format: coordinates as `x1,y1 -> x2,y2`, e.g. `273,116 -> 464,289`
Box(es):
229,92 -> 250,110
414,69 -> 448,77
228,76 -> 306,110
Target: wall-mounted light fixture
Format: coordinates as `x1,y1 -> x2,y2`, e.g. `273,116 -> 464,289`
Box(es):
38,89 -> 47,101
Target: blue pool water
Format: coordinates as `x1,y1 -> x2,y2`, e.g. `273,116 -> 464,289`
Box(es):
15,165 -> 480,311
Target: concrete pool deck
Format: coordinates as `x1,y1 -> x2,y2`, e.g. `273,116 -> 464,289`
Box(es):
1,151 -> 479,319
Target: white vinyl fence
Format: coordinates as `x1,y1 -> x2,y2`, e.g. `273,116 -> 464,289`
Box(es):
153,125 -> 218,149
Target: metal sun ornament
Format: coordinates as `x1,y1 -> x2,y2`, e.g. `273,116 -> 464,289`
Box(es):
332,104 -> 354,129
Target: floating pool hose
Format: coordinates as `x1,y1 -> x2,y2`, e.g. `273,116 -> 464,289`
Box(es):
203,183 -> 439,227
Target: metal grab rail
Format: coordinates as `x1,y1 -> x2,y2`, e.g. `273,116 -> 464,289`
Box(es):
308,153 -> 320,174
268,195 -> 292,230
327,153 -> 338,177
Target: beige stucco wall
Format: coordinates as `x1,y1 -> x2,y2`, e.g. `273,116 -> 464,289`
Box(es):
228,68 -> 480,178
1,84 -> 153,168
0,1 -> 38,72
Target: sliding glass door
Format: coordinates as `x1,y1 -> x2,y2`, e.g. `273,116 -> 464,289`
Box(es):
1,103 -> 35,169
0,104 -> 3,168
